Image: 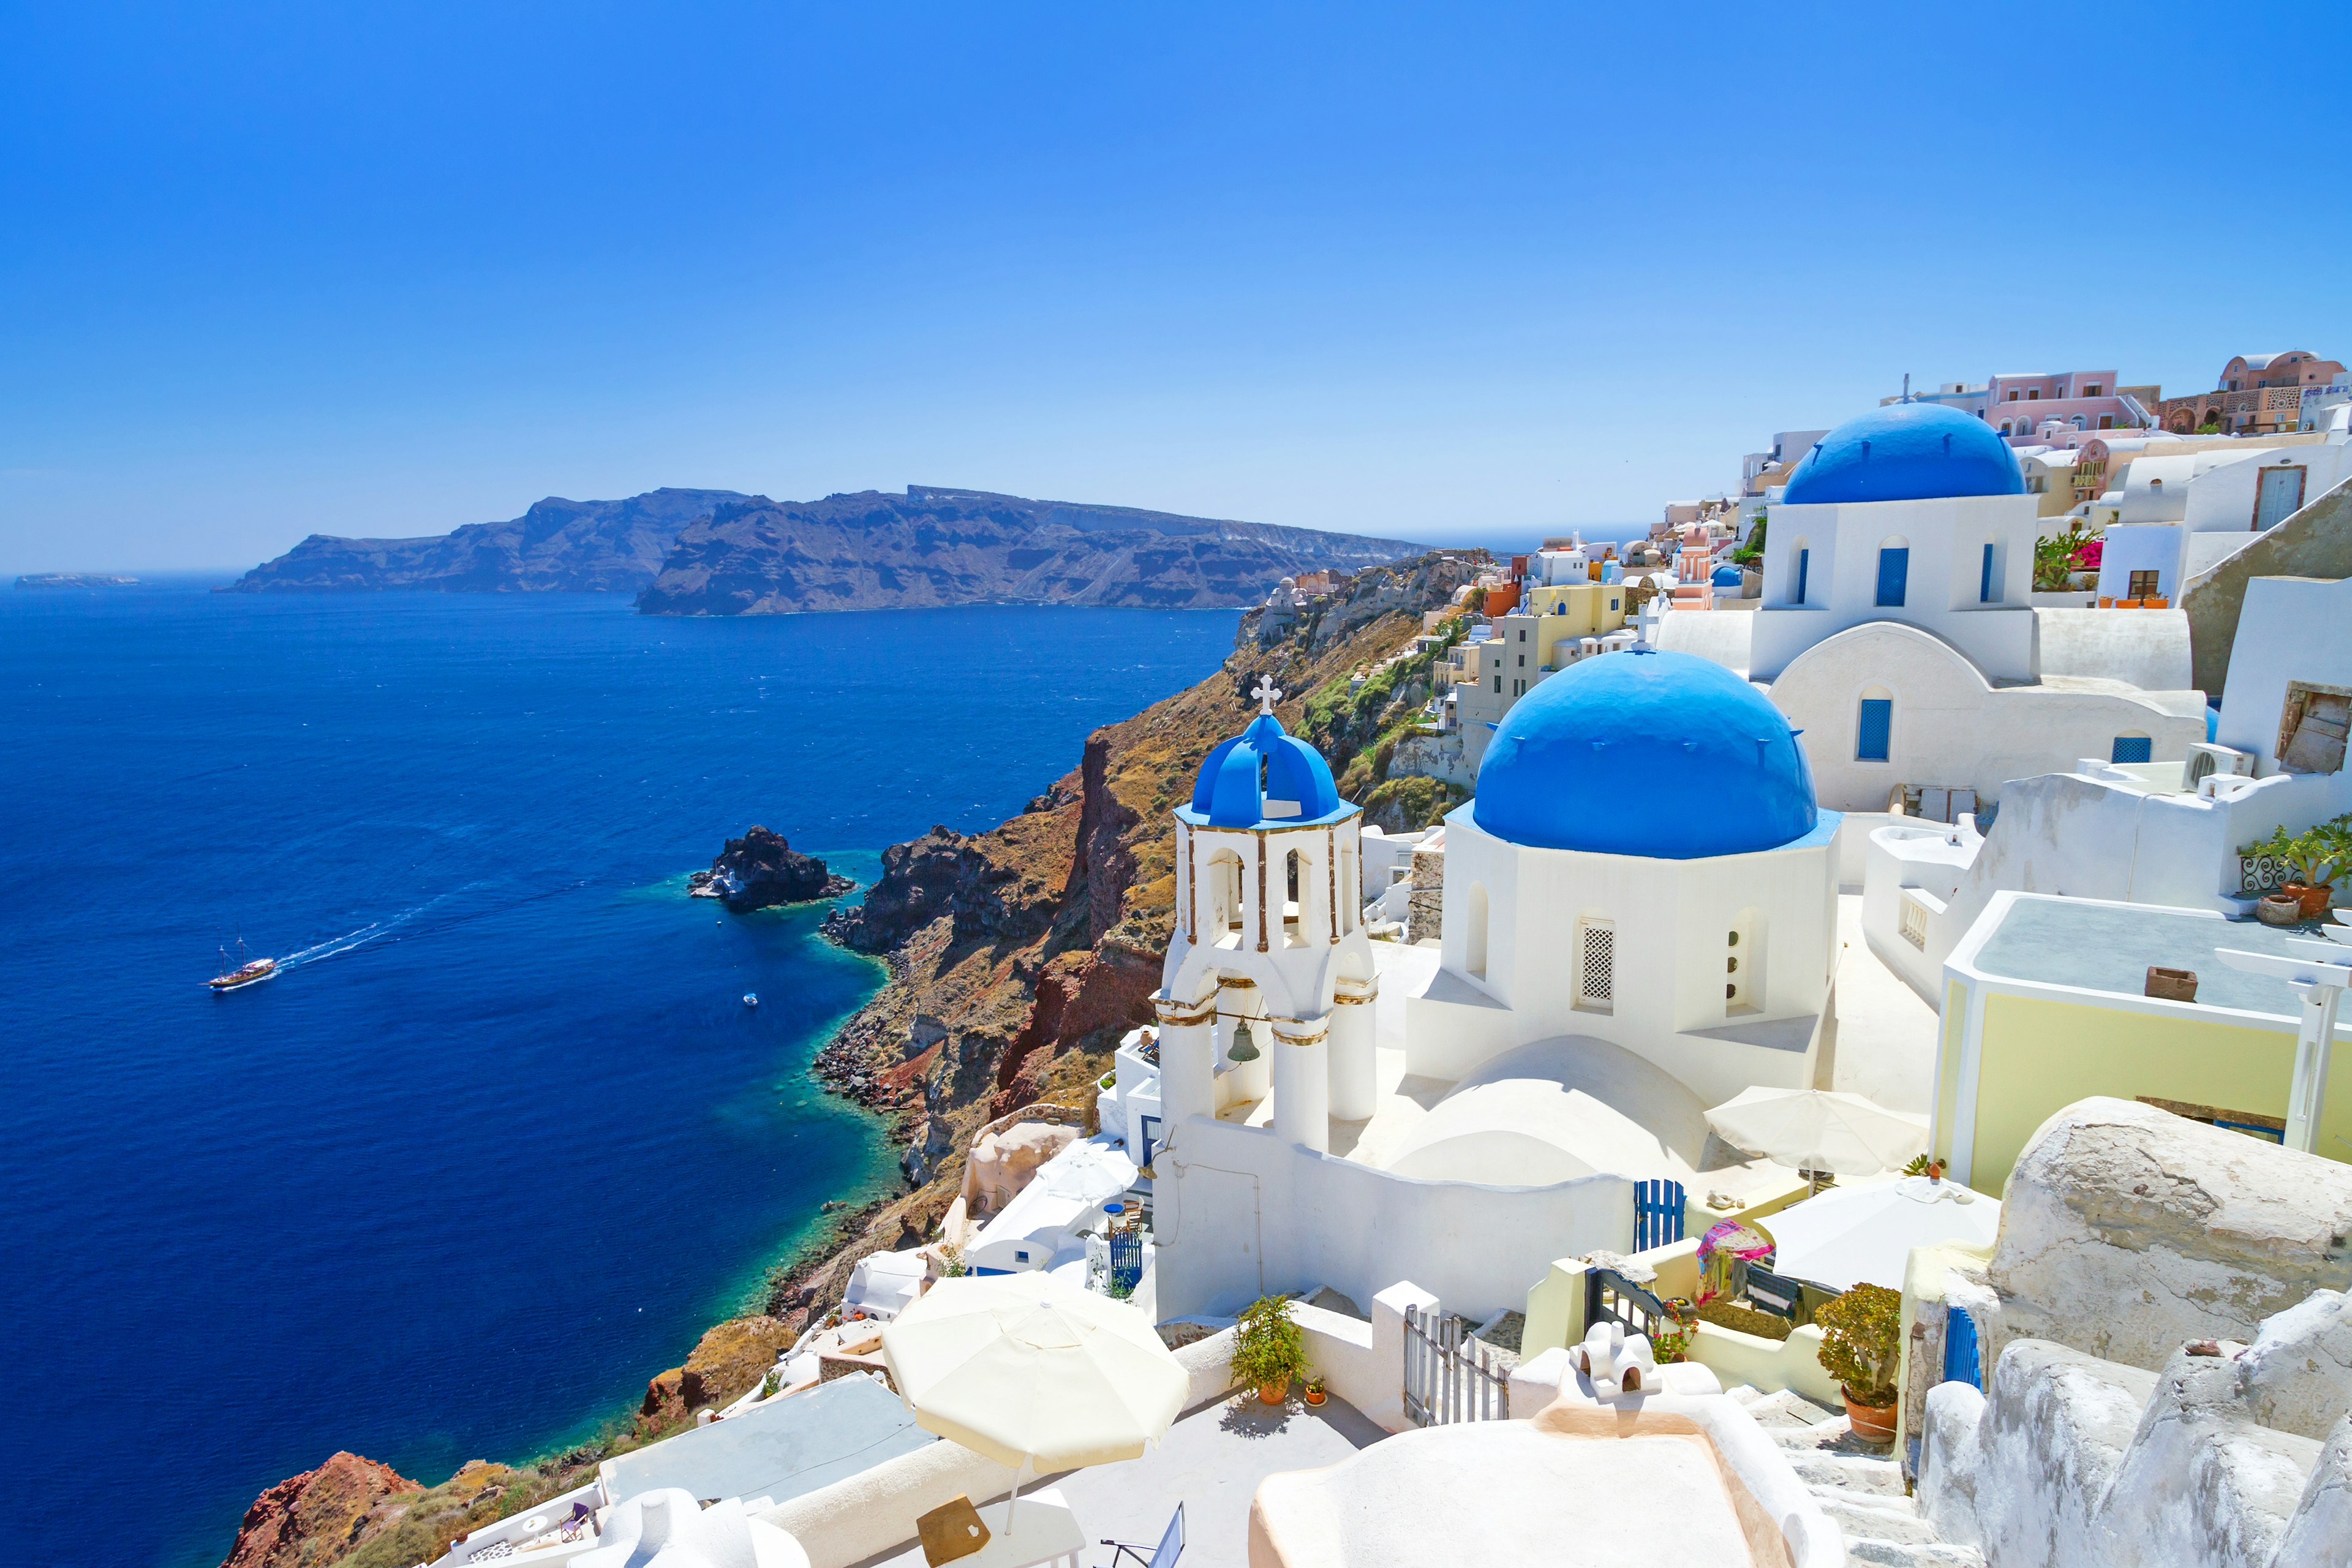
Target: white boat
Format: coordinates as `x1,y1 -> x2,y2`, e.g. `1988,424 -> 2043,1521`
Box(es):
209,941 -> 278,992
744,993 -> 760,1008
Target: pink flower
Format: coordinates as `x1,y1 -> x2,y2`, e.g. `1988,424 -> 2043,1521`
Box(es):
2069,539 -> 2103,570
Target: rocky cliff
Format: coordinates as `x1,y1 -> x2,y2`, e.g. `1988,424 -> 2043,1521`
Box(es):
217,550 -> 1482,1568
226,489 -> 752,594
634,485 -> 1424,614
689,826 -> 854,910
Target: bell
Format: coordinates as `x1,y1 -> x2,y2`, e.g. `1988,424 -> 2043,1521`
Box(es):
1226,1032 -> 1261,1063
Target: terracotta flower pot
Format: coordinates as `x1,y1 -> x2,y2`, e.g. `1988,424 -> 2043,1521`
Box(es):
2284,882 -> 2335,919
1843,1387 -> 1898,1444
1303,1386 -> 1327,1406
1258,1381 -> 1288,1405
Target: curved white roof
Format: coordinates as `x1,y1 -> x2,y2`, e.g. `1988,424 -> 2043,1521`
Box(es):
1379,1035 -> 1706,1186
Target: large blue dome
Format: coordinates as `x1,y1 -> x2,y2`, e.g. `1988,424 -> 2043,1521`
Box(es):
1189,712 -> 1343,827
1471,649 -> 1819,858
1781,402 -> 2024,505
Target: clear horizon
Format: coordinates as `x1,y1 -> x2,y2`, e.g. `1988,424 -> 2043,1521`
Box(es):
4,3 -> 2346,573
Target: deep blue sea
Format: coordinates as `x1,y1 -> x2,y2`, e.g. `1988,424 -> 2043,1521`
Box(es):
0,582 -> 1238,1568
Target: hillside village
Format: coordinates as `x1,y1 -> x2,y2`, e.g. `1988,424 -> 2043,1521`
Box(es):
233,354 -> 2352,1568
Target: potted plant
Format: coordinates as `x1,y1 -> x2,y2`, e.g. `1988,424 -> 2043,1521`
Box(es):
1302,1375 -> 1327,1407
2242,815 -> 2352,921
1231,1294 -> 1306,1405
1813,1283 -> 1902,1442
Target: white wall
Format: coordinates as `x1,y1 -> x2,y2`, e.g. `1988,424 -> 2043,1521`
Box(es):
1404,812 -> 1835,1108
1765,620 -> 2204,815
2217,575 -> 2352,785
1150,1112 -> 1634,1324
1751,492 -> 2043,684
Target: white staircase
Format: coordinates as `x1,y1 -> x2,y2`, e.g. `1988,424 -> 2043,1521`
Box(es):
1730,1386 -> 1985,1567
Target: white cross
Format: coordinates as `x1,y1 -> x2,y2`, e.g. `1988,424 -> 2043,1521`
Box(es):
1251,676 -> 1282,715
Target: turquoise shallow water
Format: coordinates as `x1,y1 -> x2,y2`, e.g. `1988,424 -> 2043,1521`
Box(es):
0,583 -> 1238,1568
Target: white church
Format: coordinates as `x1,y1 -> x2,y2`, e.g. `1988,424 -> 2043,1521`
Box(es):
1659,401 -> 2209,816
1126,661 -> 1849,1322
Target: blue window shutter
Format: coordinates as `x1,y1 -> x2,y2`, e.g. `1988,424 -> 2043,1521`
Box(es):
1795,548 -> 1809,605
1980,543 -> 1996,603
1876,548 -> 1910,607
1858,698 -> 1892,761
2111,736 -> 2152,764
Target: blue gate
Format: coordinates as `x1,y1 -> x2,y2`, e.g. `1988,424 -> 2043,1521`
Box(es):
1106,1227 -> 1144,1298
1943,1305 -> 1981,1389
1634,1179 -> 1685,1252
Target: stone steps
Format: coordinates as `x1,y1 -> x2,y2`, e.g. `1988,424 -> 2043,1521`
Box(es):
1728,1385 -> 1985,1566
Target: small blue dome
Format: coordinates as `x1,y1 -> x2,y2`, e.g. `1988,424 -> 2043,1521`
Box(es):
1782,402 -> 2024,505
1190,712 -> 1343,827
1472,650 -> 1817,858
1709,564 -> 1743,587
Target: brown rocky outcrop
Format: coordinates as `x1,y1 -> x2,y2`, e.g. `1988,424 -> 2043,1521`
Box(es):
690,825 -> 853,910
221,1452 -> 421,1568
636,1314 -> 799,1431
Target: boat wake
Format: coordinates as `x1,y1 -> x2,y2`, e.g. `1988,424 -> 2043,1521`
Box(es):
271,880 -> 583,973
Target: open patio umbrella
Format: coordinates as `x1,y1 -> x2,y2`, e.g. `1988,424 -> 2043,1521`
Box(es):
1041,1140 -> 1139,1206
880,1271 -> 1187,1526
1704,1087 -> 1928,1176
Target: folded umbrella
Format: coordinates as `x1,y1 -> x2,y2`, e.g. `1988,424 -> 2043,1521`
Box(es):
1704,1087 -> 1928,1176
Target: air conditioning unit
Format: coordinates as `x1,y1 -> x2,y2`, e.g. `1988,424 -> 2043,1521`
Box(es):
2184,742 -> 2254,792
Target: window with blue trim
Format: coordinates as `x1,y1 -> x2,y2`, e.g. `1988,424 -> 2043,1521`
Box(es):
1795,547 -> 1809,605
1875,548 -> 1909,607
1980,543 -> 1997,603
2111,735 -> 2152,764
1857,698 -> 1892,761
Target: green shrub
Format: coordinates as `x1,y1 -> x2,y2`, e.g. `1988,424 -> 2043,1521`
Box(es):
1229,1294 -> 1306,1390
1813,1283 -> 1902,1404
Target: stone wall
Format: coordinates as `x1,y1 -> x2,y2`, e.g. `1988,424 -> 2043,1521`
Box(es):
1983,1096 -> 2352,1372
1406,840 -> 1446,943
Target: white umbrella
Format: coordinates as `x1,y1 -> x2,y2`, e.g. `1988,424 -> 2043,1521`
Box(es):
1704,1087 -> 1928,1176
1041,1140 -> 1139,1206
1758,1175 -> 2000,1292
880,1272 -> 1186,1526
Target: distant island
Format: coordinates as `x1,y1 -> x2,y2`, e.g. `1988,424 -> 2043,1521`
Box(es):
16,573 -> 138,589
636,486 -> 1425,614
224,484 -> 1425,612
224,488 -> 748,595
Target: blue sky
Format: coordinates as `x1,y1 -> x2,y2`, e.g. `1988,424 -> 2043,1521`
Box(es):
4,3 -> 2346,571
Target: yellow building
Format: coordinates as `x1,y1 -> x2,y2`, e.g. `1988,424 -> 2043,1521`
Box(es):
1932,891 -> 2352,1191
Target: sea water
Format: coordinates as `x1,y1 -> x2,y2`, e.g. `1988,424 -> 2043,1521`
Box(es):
0,582 -> 1238,1568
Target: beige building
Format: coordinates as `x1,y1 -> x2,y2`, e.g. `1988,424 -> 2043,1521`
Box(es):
1450,582 -> 1634,766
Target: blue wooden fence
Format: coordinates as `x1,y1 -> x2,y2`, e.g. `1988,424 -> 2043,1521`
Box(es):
1634,1178 -> 1686,1253
1943,1305 -> 1981,1389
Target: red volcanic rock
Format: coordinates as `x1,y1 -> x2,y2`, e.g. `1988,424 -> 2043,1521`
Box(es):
221,1452 -> 420,1568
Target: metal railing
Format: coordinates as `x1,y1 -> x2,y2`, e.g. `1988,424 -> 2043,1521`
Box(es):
1585,1266 -> 1668,1342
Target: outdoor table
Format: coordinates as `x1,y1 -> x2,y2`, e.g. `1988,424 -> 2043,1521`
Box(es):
959,1487 -> 1085,1568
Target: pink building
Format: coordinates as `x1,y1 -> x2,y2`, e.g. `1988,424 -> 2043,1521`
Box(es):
1983,371 -> 2157,446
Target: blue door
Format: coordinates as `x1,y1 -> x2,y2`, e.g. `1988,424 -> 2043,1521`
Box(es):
1876,548 -> 1910,607
1857,698 -> 1892,761
1943,1305 -> 1981,1389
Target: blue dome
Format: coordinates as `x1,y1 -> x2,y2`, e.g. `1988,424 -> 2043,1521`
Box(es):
1190,712 -> 1343,827
1471,650 -> 1818,858
1781,402 -> 2024,505
1709,564 -> 1743,587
